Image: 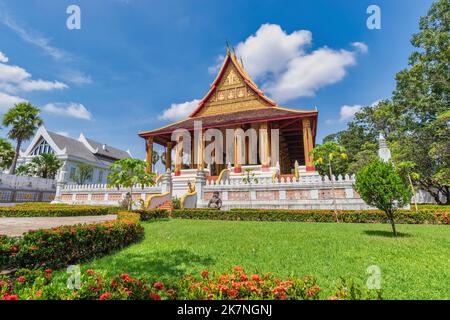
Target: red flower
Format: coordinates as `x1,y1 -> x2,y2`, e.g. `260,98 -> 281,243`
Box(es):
240,274 -> 248,281
45,268 -> 53,274
227,289 -> 238,298
201,270 -> 209,279
153,282 -> 165,291
233,266 -> 244,273
86,269 -> 95,275
150,293 -> 161,300
251,274 -> 261,282
71,229 -> 76,235
2,294 -> 19,300
17,276 -> 26,283
120,274 -> 133,283
99,292 -> 112,300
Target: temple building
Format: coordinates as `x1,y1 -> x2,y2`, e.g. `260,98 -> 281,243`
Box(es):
18,126 -> 132,184
139,49 -> 318,182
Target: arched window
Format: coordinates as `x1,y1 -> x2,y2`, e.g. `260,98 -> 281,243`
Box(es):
31,139 -> 54,155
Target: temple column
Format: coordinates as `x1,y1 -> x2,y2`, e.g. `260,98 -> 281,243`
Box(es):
145,137 -> 153,173
196,129 -> 204,170
302,118 -> 315,171
165,141 -> 173,171
259,122 -> 270,171
234,125 -> 243,173
174,135 -> 183,176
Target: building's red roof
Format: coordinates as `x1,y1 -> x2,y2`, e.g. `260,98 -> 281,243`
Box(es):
138,107 -> 317,138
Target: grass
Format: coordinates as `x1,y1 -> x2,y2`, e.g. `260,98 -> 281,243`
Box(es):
83,219 -> 450,299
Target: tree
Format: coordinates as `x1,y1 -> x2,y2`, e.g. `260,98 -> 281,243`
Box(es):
30,153 -> 62,179
2,103 -> 43,174
395,161 -> 420,212
70,163 -> 94,185
388,0 -> 449,203
15,163 -> 33,176
355,159 -> 411,236
0,139 -> 15,171
324,0 -> 450,204
107,158 -> 156,210
152,150 -> 160,167
312,141 -> 348,221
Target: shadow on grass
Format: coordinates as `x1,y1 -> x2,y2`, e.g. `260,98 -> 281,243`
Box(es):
363,230 -> 413,238
91,249 -> 215,283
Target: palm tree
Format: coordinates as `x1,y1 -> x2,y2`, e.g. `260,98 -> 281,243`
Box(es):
0,138 -> 15,171
30,153 -> 62,179
2,103 -> 43,174
108,158 -> 156,210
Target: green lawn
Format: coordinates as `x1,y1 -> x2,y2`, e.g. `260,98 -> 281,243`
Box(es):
84,219 -> 450,299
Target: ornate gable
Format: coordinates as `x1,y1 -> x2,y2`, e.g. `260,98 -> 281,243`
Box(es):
191,52 -> 276,117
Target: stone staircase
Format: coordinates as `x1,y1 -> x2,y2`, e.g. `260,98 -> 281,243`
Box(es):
157,200 -> 172,211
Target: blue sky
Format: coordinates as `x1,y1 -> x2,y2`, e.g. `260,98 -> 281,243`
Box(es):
0,0 -> 435,160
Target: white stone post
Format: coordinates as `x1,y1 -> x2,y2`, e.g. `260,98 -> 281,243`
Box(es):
52,170 -> 67,203
195,169 -> 206,205
161,169 -> 172,195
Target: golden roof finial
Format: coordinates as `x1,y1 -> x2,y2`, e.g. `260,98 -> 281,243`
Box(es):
240,56 -> 245,68
226,40 -> 231,55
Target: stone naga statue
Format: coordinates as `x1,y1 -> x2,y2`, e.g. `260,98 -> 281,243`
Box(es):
208,191 -> 222,209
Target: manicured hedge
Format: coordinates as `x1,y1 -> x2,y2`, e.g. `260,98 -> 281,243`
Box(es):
133,209 -> 170,221
0,212 -> 143,270
0,266 -> 380,300
171,208 -> 449,224
0,204 -> 118,217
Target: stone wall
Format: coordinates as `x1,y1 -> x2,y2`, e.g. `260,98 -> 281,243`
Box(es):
0,173 -> 56,203
201,173 -> 371,210
54,183 -> 163,206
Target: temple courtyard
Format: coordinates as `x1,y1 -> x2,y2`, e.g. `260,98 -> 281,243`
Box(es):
79,219 -> 450,300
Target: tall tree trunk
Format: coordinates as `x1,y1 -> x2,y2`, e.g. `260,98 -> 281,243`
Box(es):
389,214 -> 397,237
408,174 -> 418,212
9,139 -> 22,175
129,186 -> 133,211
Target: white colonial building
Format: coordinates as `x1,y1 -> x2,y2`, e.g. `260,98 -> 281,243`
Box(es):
18,126 -> 132,184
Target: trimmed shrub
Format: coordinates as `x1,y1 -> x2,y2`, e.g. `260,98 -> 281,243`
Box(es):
133,209 -> 170,221
171,208 -> 449,224
0,212 -> 143,270
0,204 -> 118,218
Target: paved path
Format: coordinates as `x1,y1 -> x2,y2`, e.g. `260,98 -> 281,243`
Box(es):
0,215 -> 117,237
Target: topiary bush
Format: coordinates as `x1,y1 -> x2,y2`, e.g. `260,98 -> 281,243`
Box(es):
0,204 -> 118,218
171,208 -> 448,224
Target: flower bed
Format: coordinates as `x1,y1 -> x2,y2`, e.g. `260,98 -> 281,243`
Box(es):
0,266 -> 381,300
0,203 -> 118,218
0,212 -> 143,270
171,208 -> 449,224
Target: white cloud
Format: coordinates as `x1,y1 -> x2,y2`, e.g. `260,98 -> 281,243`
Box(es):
159,99 -> 200,121
43,103 -> 93,120
0,9 -> 65,60
209,24 -> 367,103
339,104 -> 363,122
19,79 -> 67,92
236,24 -> 312,79
0,92 -> 26,111
326,100 -> 381,124
61,69 -> 93,85
351,42 -> 368,53
0,51 -> 8,63
0,61 -> 67,93
265,48 -> 356,102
